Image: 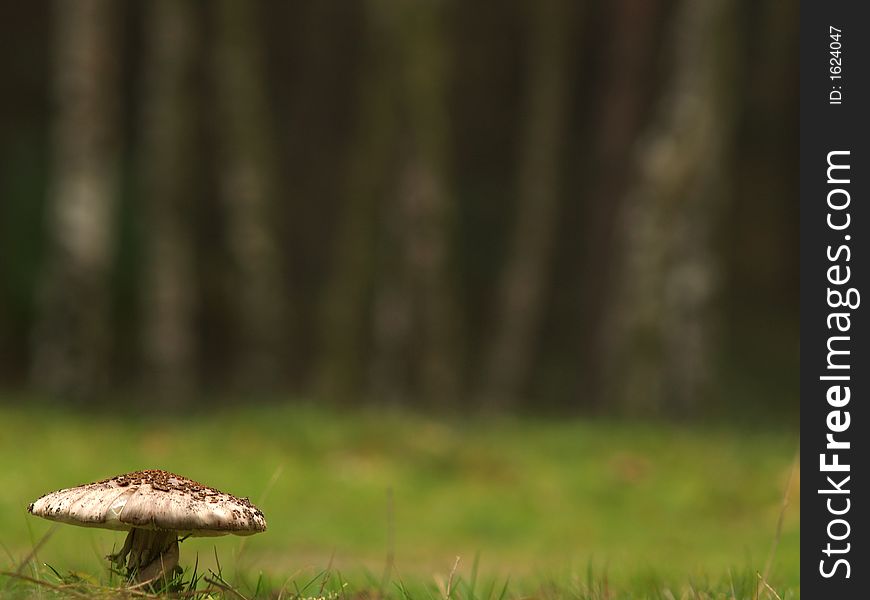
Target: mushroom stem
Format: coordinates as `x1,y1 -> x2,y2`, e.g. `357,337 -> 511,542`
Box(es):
109,528 -> 180,583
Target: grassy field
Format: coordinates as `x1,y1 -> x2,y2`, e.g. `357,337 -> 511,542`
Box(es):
0,400 -> 799,598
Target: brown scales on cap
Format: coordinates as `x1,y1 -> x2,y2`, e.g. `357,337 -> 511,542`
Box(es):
28,470 -> 267,584
106,470 -> 263,513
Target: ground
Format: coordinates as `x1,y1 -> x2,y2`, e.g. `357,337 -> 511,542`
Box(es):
0,399 -> 799,598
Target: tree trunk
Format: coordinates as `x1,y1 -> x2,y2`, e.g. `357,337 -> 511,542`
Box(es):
579,0 -> 664,411
213,0 -> 288,390
370,1 -> 460,408
314,0 -> 400,403
31,0 -> 119,398
479,0 -> 575,411
316,0 -> 460,408
602,0 -> 737,416
140,0 -> 199,401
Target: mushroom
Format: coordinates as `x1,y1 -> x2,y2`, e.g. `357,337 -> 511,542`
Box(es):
27,469 -> 267,583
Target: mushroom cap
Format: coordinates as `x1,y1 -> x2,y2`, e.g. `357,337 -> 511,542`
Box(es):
27,470 -> 267,537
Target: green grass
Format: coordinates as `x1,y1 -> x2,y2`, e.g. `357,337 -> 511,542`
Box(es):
0,399 -> 799,598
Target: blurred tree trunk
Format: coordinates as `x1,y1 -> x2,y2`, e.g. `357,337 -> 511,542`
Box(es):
370,1 -> 459,408
213,0 -> 287,390
314,0 -> 399,403
140,0 -> 198,401
580,0 -> 665,410
31,0 -> 119,398
601,0 -> 737,416
316,0 -> 460,408
478,0 -> 574,411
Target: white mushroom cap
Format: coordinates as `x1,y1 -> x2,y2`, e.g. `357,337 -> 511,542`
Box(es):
27,470 -> 267,537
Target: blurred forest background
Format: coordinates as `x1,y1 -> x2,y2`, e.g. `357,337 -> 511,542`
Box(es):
0,0 -> 798,419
